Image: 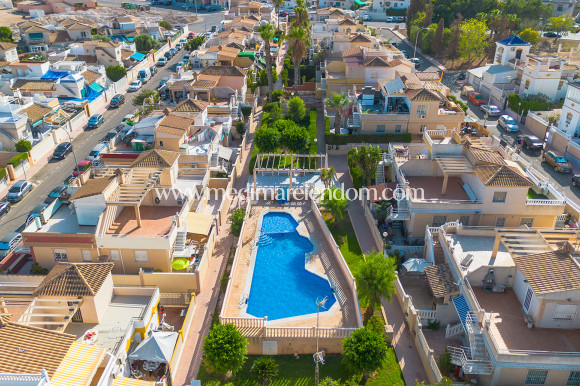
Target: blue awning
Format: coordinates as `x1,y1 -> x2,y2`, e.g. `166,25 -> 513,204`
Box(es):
452,295 -> 474,332
130,52 -> 146,61
88,83 -> 104,93
41,70 -> 69,80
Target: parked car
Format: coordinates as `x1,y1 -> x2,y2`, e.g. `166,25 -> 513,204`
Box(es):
207,4 -> 220,11
458,72 -> 466,80
543,151 -> 573,173
0,201 -> 10,219
517,135 -> 543,151
52,141 -> 72,160
210,25 -> 217,32
544,31 -> 562,38
410,57 -> 421,69
572,174 -> 580,188
480,104 -> 501,117
103,129 -> 118,142
187,32 -> 195,39
6,180 -> 32,203
169,48 -> 177,56
150,65 -> 158,75
122,114 -> 133,123
159,77 -> 170,88
87,143 -> 108,162
176,43 -> 183,50
109,94 -> 125,108
73,160 -> 92,177
164,51 -> 172,60
362,14 -> 371,21
396,16 -> 405,22
401,50 -> 408,58
129,80 -> 143,92
87,114 -> 104,129
158,57 -> 167,66
497,114 -> 519,132
44,185 -> 67,204
469,91 -> 485,106
0,232 -> 22,259
386,16 -> 394,22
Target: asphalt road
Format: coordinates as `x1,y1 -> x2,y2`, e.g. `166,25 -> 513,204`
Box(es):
0,14 -> 223,240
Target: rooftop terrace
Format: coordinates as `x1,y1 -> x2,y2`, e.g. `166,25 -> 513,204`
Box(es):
447,234 -> 513,274
37,204 -> 97,234
106,206 -> 180,237
406,176 -> 472,202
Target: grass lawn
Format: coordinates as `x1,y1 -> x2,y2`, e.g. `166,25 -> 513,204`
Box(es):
527,188 -> 548,200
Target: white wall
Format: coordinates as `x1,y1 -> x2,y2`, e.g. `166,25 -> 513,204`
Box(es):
74,194 -> 107,226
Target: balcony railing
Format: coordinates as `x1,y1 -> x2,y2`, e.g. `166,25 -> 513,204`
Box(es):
525,198 -> 566,206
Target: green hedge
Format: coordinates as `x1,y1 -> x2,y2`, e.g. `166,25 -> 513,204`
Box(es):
508,94 -> 552,115
249,112 -> 270,173
448,95 -> 468,112
325,116 -> 330,135
386,7 -> 407,16
0,168 -> 5,180
308,110 -> 317,154
325,133 -> 412,145
7,153 -> 28,167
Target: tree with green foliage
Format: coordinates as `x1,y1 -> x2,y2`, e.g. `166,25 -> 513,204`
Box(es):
416,377 -> 454,386
202,323 -> 247,375
356,251 -> 397,322
319,378 -> 341,386
0,26 -> 14,43
324,93 -> 349,132
431,18 -> 445,54
348,145 -> 381,187
250,356 -> 279,385
547,15 -> 575,39
246,68 -> 257,94
281,124 -> 309,153
406,0 -> 425,32
518,28 -> 540,45
342,327 -> 388,380
438,348 -> 456,376
292,2 -> 310,30
272,0 -> 285,30
229,208 -> 246,236
321,187 -> 348,225
258,23 -> 276,102
184,35 -> 206,51
288,26 -> 309,91
320,167 -> 335,189
255,126 -> 281,152
159,20 -> 173,30
235,119 -> 246,135
271,119 -> 298,133
423,0 -> 433,26
105,65 -> 127,82
447,16 -> 463,64
272,89 -> 284,102
374,200 -> 393,225
458,18 -> 488,62
134,34 -> 160,52
91,34 -> 111,42
133,89 -> 157,106
281,68 -> 289,86
503,0 -> 553,30
15,139 -> 32,153
365,314 -> 385,336
286,96 -> 306,123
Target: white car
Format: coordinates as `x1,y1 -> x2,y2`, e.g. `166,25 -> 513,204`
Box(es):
128,80 -> 142,92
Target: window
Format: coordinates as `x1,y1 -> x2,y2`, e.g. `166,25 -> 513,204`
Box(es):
81,31 -> 87,38
416,104 -> 427,115
432,216 -> 447,227
371,70 -> 378,79
557,5 -> 563,11
495,217 -> 506,227
395,124 -> 401,133
53,249 -> 68,261
523,287 -> 534,312
567,371 -> 580,386
81,250 -> 92,262
376,124 -> 386,133
110,249 -> 120,261
567,112 -> 573,125
459,216 -> 470,226
493,192 -> 507,203
525,370 -> 548,385
553,304 -> 578,321
134,250 -> 149,263
525,79 -> 530,90
559,81 -> 564,90
159,140 -> 164,147
519,217 -> 534,227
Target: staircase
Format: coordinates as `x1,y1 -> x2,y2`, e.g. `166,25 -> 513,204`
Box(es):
210,152 -> 219,168
432,237 -> 446,265
447,311 -> 493,375
350,112 -> 360,129
445,322 -> 464,338
388,198 -> 410,221
174,228 -> 187,252
257,234 -> 273,246
375,161 -> 386,184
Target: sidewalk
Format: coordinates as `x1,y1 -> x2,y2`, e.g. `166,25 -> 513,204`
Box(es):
329,155 -> 429,385
172,106 -> 262,386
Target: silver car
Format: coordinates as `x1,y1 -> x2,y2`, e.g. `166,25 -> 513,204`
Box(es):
480,104 -> 501,117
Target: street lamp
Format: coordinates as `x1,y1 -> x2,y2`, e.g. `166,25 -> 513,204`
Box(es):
413,27 -> 430,61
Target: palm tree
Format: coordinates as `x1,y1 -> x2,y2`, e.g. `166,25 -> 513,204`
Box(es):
320,167 -> 335,189
288,26 -> 309,91
356,251 -> 397,323
258,23 -> 275,102
324,92 -> 349,132
292,5 -> 310,30
272,0 -> 285,31
321,186 -> 348,227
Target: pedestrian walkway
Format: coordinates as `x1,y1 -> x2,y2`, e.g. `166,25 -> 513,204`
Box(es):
329,155 -> 429,385
172,107 -> 262,386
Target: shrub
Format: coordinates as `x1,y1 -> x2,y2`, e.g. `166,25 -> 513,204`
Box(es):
325,116 -> 330,134
15,139 -> 32,153
365,315 -> 385,336
229,208 -> 246,237
438,348 -> 455,376
308,110 -> 317,154
255,126 -> 281,152
286,96 -> 306,123
202,323 -> 247,375
281,124 -> 310,153
241,106 -> 252,119
326,133 -> 412,145
387,7 -> 407,16
250,356 -> 279,385
105,65 -> 127,82
342,327 -> 388,376
427,319 -> 440,331
508,94 -> 552,115
30,263 -> 48,275
8,153 -> 28,167
272,89 -> 284,102
159,20 -> 173,30
262,102 -> 277,113
0,168 -> 5,180
134,33 -> 161,52
235,119 -> 245,135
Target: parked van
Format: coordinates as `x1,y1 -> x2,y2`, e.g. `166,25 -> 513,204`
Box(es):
73,160 -> 92,176
137,67 -> 152,83
87,142 -> 108,162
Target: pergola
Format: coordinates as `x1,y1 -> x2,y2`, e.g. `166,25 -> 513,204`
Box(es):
252,153 -> 328,190
434,156 -> 474,195
491,229 -> 552,259
0,297 -> 81,332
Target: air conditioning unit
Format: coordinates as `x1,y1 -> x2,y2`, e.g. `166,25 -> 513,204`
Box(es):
421,115 -> 426,119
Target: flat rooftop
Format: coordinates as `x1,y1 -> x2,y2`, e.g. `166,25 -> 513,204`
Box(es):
406,176 -> 472,202
65,294 -> 151,353
448,234 -> 513,274
250,173 -> 325,191
473,286 -> 580,352
175,174 -> 205,193
37,204 -> 97,234
106,205 -> 180,236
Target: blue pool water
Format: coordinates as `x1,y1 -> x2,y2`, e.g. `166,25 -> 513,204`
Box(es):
246,212 -> 336,320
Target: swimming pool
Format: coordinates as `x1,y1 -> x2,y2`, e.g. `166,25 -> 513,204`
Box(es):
246,212 -> 336,321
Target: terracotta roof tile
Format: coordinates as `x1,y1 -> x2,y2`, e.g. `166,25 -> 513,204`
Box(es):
512,251 -> 580,294
363,56 -> 391,67
83,40 -> 120,48
406,88 -> 441,101
80,70 -> 103,85
19,103 -> 53,123
173,98 -> 210,113
468,147 -> 506,166
131,149 -> 179,168
0,42 -> 17,50
33,263 -> 114,297
350,33 -> 371,43
49,30 -> 70,43
71,176 -> 115,201
473,165 -> 532,187
200,65 -> 247,77
342,46 -> 363,58
156,114 -> 194,136
192,79 -> 218,88
339,18 -> 357,26
12,79 -> 55,91
425,264 -> 460,298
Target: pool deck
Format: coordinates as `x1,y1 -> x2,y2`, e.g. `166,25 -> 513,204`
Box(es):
223,200 -> 359,331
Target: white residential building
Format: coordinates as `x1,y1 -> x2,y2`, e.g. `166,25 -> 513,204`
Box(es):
558,81 -> 580,137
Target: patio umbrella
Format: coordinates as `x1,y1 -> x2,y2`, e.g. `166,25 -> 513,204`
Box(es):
464,116 -> 478,123
402,258 -> 430,273
171,258 -> 189,271
128,331 -> 179,363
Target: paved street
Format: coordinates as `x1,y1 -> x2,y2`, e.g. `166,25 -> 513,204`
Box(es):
0,13 -> 224,241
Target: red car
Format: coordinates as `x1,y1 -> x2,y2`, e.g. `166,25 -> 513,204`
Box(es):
469,92 -> 484,106
187,32 -> 195,39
